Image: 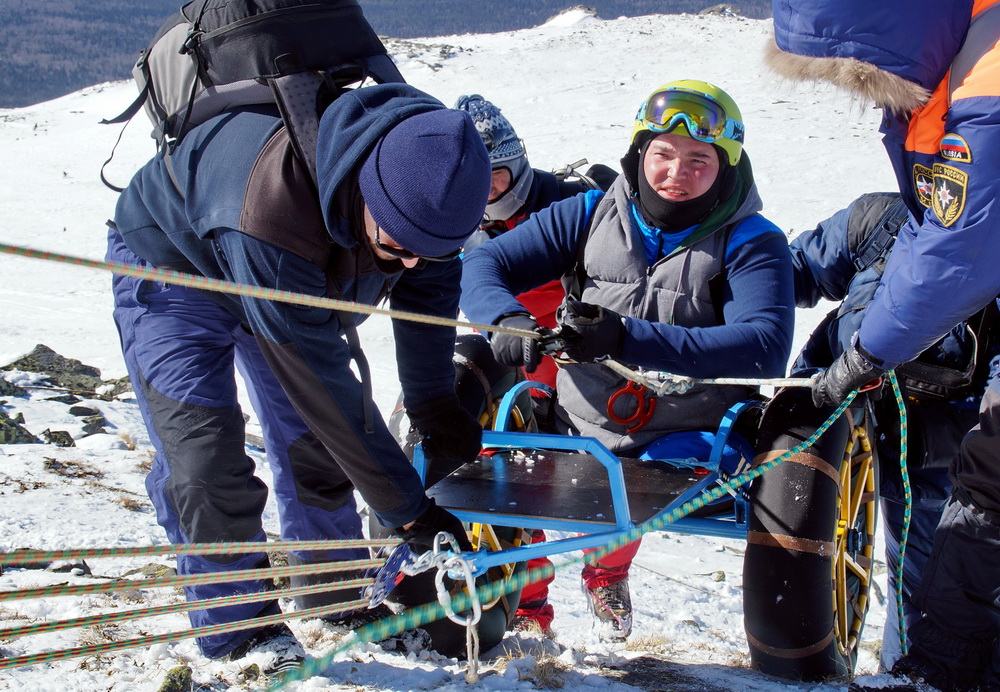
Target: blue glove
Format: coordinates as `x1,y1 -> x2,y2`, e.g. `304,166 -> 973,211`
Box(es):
556,300 -> 625,362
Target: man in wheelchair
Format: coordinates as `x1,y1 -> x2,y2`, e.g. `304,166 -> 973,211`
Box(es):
459,80 -> 795,639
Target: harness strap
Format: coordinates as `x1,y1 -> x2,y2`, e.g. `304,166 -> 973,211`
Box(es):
852,197 -> 908,274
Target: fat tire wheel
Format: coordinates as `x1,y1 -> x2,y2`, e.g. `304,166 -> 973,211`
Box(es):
743,387 -> 878,680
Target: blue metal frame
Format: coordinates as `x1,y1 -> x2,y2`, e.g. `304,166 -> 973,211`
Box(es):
494,380 -> 554,432
421,381 -> 761,576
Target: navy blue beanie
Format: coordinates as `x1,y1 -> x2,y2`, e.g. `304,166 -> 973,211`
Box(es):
358,109 -> 491,258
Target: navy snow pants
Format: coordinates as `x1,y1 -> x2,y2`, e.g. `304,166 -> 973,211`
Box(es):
907,380 -> 1000,689
108,231 -> 365,659
880,466 -> 952,669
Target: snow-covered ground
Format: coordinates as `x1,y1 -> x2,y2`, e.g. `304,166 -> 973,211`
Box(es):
0,8 -> 900,691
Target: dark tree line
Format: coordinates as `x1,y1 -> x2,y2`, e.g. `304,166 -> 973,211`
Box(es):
0,1 -> 770,108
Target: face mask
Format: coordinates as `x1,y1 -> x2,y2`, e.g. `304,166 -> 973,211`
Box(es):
484,156 -> 534,222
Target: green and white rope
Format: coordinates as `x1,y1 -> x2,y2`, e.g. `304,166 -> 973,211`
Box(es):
888,372 -> 912,656
270,394 -> 858,689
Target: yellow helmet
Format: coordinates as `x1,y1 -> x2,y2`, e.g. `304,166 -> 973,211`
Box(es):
630,80 -> 744,166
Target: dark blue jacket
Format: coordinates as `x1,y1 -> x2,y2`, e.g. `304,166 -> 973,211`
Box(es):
789,192 -> 984,398
113,84 -> 464,527
789,192 -> 999,481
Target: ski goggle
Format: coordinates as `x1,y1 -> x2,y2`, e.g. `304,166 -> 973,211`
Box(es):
638,88 -> 744,147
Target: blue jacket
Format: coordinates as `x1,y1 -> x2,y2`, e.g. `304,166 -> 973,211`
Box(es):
113,84 -> 464,527
772,0 -> 1000,369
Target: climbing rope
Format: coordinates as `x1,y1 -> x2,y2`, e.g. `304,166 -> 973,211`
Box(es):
0,539 -> 400,667
0,539 -> 398,565
393,531 -> 484,680
0,580 -> 370,642
888,372 -> 912,656
0,597 -> 374,670
0,242 -> 536,339
0,558 -> 381,604
599,358 -> 814,395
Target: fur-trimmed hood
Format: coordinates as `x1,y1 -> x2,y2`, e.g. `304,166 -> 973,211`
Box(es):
767,0 -> 974,114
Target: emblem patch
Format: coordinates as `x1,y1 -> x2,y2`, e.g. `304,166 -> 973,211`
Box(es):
912,164 -> 933,207
940,133 -> 972,163
931,164 -> 968,227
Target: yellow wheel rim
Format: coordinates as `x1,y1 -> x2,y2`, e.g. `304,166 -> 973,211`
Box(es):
833,418 -> 877,657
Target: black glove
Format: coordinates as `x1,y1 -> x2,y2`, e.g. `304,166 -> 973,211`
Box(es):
396,498 -> 473,553
489,313 -> 543,373
556,300 -> 625,362
811,339 -> 885,407
407,396 -> 483,464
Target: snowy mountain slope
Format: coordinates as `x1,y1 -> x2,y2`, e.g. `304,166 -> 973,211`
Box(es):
0,9 -> 898,691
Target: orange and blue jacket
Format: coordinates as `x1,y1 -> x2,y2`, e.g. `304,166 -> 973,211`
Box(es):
774,0 -> 1000,368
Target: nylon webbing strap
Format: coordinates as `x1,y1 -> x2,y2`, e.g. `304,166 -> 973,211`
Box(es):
852,197 -> 907,274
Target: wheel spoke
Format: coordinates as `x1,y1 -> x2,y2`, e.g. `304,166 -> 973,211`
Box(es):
844,553 -> 869,583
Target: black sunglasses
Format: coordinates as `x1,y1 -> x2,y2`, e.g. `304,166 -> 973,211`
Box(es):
374,226 -> 462,262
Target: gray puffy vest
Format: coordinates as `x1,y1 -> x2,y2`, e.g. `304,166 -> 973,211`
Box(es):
554,178 -> 754,453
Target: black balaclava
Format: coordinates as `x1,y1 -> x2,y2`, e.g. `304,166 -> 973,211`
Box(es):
634,136 -> 736,233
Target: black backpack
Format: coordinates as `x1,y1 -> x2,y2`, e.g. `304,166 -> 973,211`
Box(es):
101,0 -> 404,190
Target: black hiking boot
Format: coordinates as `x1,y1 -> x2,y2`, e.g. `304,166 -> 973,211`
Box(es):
320,603 -> 395,630
225,623 -> 305,676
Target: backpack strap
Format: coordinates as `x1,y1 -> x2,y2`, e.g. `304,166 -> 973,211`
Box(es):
949,3 -> 1000,103
269,61 -> 363,187
967,297 -> 1000,389
708,224 -> 737,324
852,197 -> 908,274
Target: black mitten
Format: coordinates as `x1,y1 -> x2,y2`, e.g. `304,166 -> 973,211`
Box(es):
395,498 -> 472,553
811,338 -> 885,407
